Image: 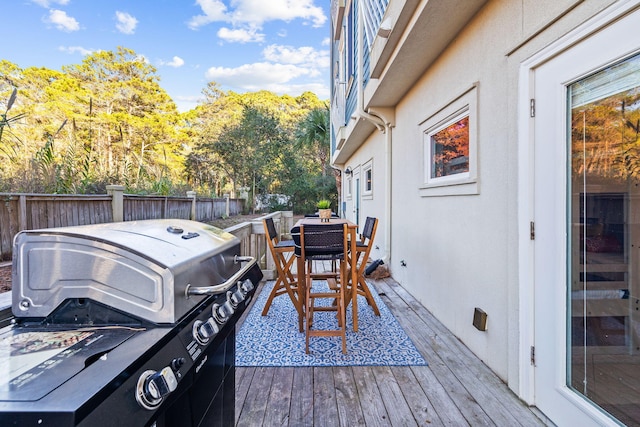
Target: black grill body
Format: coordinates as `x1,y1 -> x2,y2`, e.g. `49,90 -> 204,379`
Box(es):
0,220 -> 262,427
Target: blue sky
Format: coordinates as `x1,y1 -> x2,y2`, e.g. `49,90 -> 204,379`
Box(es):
0,0 -> 331,111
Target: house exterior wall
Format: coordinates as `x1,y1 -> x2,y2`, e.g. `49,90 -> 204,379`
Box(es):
389,0 -> 616,385
332,0 -> 620,389
342,130 -> 388,262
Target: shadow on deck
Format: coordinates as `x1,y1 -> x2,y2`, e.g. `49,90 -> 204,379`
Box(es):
234,276 -> 552,426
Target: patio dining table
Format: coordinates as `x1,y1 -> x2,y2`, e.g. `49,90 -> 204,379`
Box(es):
293,217 -> 362,331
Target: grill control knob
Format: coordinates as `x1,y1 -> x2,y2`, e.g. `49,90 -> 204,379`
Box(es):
240,279 -> 254,295
193,318 -> 219,345
227,289 -> 244,308
212,302 -> 234,324
171,357 -> 185,372
135,367 -> 178,410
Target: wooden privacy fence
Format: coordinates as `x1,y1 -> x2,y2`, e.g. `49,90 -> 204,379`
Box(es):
0,185 -> 244,261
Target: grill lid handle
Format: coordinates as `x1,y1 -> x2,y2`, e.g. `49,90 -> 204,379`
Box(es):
185,255 -> 257,297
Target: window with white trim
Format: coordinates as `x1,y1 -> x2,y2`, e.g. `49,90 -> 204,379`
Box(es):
363,160 -> 373,198
420,84 -> 478,196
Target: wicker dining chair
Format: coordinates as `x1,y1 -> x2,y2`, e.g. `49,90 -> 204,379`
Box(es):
292,223 -> 348,354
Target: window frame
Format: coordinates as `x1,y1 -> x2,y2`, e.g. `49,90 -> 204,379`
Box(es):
362,159 -> 373,199
419,84 -> 479,197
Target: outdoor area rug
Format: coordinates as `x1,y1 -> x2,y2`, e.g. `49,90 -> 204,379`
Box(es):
236,280 -> 427,367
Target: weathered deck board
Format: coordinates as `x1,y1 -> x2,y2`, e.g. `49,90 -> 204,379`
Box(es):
374,280 -> 495,426
236,367 -> 274,426
409,364 -> 471,425
391,366 -> 441,425
314,366 -> 340,425
290,367 -> 313,424
235,276 -> 550,427
371,365 -> 421,426
381,278 -> 545,427
263,367 -> 294,427
351,365 -> 391,426
333,366 -> 365,426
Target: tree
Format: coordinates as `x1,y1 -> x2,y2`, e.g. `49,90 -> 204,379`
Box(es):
189,87 -> 327,207
285,105 -> 338,212
296,105 -> 331,177
63,47 -> 182,191
207,105 -> 288,211
1,53 -> 332,204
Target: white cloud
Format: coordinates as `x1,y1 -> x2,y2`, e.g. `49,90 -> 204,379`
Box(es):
46,9 -> 80,32
217,27 -> 264,43
205,62 -> 311,87
58,45 -> 93,56
203,42 -> 330,99
188,0 -> 326,43
31,0 -> 69,7
225,0 -> 326,27
160,56 -> 185,68
262,45 -> 329,69
115,11 -> 138,35
188,0 -> 228,30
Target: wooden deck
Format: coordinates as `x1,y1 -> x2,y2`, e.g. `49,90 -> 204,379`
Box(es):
235,276 -> 551,426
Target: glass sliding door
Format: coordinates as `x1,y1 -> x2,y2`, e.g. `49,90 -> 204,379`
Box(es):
568,52 -> 640,425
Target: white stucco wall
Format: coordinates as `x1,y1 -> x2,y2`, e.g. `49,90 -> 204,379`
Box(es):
353,0 -> 616,386
342,130 -> 388,262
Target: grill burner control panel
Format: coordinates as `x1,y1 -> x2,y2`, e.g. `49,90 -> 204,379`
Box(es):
134,278 -> 255,411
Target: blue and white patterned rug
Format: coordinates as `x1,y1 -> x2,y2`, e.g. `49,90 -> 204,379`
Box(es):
236,280 -> 427,367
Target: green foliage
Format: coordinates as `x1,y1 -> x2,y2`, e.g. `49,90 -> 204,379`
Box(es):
191,89 -> 334,212
278,105 -> 337,214
317,199 -> 331,209
0,50 -> 335,209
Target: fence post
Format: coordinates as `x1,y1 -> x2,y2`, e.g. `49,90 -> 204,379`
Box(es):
224,194 -> 230,218
18,195 -> 27,231
187,191 -> 197,220
282,210 -> 294,238
107,185 -> 125,222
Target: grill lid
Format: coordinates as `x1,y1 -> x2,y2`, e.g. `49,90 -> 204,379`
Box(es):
12,219 -> 243,324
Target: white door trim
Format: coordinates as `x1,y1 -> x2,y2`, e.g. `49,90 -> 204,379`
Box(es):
517,0 -> 640,408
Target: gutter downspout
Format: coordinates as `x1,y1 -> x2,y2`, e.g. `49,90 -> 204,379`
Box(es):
368,108 -> 393,266
356,0 -> 392,265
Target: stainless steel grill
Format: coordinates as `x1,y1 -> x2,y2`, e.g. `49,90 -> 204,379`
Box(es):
0,219 -> 262,427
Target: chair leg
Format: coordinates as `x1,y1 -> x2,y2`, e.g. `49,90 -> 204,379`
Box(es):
357,273 -> 380,316
304,259 -> 348,355
304,261 -> 313,354
347,252 -> 381,318
262,253 -> 304,332
261,274 -> 286,316
282,255 -> 303,318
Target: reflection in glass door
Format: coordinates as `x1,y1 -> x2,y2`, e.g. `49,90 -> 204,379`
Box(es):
568,52 -> 640,425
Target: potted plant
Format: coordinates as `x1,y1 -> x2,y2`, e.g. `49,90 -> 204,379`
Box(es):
317,199 -> 332,222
